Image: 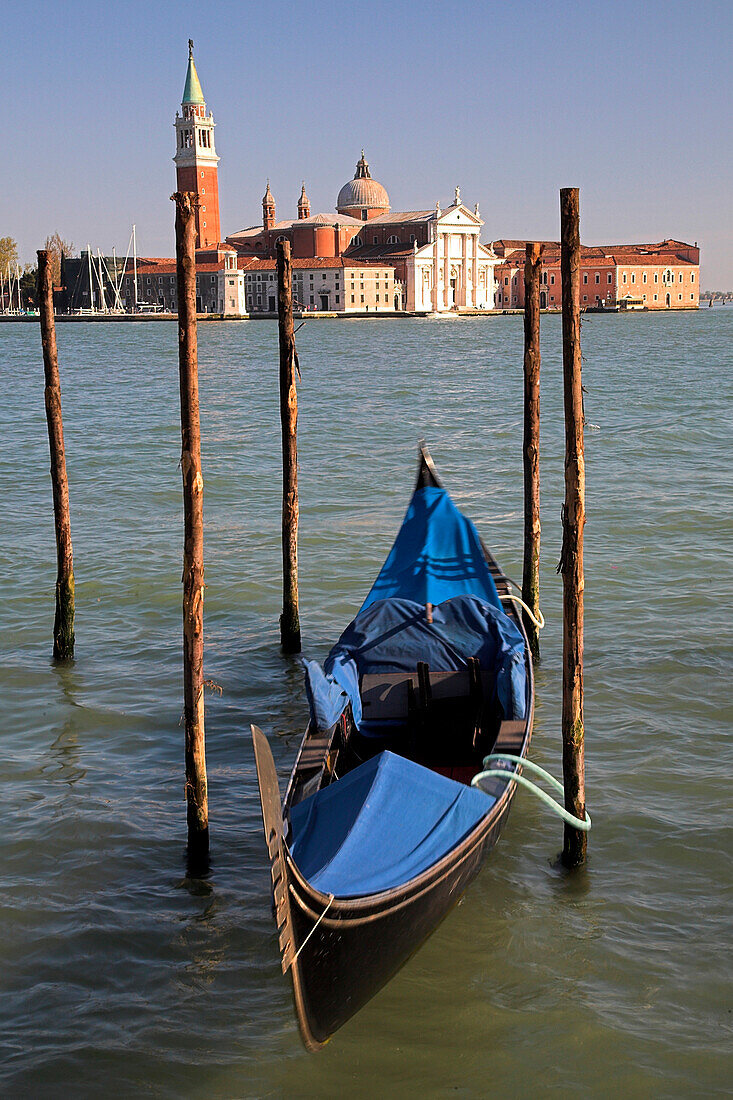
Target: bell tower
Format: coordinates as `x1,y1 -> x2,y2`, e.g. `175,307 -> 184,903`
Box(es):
174,40 -> 221,249
262,181 -> 276,232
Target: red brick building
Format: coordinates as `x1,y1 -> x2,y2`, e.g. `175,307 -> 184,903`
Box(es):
494,240 -> 699,311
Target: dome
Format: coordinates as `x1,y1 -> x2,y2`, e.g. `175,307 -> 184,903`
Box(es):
337,152 -> 390,217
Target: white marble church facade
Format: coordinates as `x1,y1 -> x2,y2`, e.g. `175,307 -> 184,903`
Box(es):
403,194 -> 499,312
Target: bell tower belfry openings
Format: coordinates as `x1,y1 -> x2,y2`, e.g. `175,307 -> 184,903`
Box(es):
174,40 -> 221,249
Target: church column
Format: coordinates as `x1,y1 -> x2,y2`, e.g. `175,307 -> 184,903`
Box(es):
473,234 -> 479,308
461,232 -> 468,308
432,229 -> 440,312
443,233 -> 450,309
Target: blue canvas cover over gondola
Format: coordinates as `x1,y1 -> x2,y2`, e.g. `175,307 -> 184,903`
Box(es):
289,751 -> 495,897
361,485 -> 502,611
303,483 -> 526,732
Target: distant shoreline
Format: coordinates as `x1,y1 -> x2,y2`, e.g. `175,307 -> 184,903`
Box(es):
0,306 -> 708,324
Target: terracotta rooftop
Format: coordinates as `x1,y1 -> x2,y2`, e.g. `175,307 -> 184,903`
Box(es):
238,256 -> 394,271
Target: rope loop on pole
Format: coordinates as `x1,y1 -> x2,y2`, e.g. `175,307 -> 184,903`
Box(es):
471,753 -> 591,832
498,591 -> 545,630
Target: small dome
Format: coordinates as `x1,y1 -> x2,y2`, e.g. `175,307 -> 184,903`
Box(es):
337,152 -> 389,216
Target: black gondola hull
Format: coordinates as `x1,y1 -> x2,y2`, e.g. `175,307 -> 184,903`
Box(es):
285,791 -> 515,1048
252,445 -> 535,1050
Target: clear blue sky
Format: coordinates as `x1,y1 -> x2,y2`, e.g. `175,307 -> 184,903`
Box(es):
7,0 -> 733,287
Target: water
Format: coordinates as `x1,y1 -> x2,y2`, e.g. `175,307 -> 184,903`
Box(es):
1,312 -> 731,1097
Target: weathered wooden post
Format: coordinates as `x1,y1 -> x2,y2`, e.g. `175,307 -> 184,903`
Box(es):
522,242 -> 542,663
277,239 -> 302,654
172,191 -> 209,868
559,187 -> 588,867
37,250 -> 75,661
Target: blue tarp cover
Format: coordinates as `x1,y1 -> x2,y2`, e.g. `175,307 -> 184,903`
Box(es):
301,483 -> 527,731
361,485 -> 502,612
289,750 -> 495,898
303,657 -> 362,732
328,595 -> 526,721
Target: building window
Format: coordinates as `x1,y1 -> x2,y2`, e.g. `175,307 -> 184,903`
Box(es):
643,272 -> 647,283
309,295 -> 314,305
335,295 -> 340,304
595,273 -> 600,284
504,277 -> 509,286
691,273 -> 695,283
322,273 -> 326,280
631,273 -> 635,284
622,273 -> 627,283
373,236 -> 378,244
583,274 -> 588,284
360,294 -> 364,303
550,274 -> 555,285
654,294 -> 658,301
608,273 -> 612,284
654,273 -> 659,283
387,235 -> 399,244
351,294 -> 355,303
690,293 -> 694,300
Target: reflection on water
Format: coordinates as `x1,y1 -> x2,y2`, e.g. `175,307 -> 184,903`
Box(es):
0,312 -> 731,1097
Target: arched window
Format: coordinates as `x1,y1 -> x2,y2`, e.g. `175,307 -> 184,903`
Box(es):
275,236 -> 287,244
352,236 -> 363,247
387,235 -> 400,244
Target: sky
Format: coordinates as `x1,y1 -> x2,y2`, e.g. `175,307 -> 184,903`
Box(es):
5,0 -> 733,288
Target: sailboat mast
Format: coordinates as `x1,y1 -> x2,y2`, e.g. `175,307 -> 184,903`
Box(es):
97,249 -> 107,313
133,224 -> 138,311
87,246 -> 95,312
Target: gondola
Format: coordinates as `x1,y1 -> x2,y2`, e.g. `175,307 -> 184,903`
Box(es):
252,444 -> 534,1051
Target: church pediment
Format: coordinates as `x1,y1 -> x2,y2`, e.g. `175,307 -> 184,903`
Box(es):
436,204 -> 483,228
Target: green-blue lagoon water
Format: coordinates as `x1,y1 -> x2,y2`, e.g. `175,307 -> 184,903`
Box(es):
1,313 -> 731,1097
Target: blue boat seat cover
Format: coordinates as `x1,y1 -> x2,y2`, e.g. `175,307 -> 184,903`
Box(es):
329,594 -> 526,721
289,750 -> 496,898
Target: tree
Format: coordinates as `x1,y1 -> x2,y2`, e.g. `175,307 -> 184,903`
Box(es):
0,236 -> 18,273
20,264 -> 38,309
43,233 -> 74,286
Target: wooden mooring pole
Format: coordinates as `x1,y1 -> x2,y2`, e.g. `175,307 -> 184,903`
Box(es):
522,242 -> 542,664
172,191 -> 209,869
559,187 -> 588,867
277,240 -> 302,654
37,250 -> 75,661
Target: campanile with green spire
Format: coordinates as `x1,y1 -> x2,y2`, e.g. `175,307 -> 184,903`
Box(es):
174,40 -> 221,249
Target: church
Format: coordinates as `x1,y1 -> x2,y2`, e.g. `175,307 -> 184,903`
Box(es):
139,43 -> 499,315
224,158 -> 499,313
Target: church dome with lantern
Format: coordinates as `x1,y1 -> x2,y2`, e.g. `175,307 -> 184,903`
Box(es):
337,152 -> 390,219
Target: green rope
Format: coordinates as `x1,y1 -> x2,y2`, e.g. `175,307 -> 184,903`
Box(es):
471,753 -> 591,832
